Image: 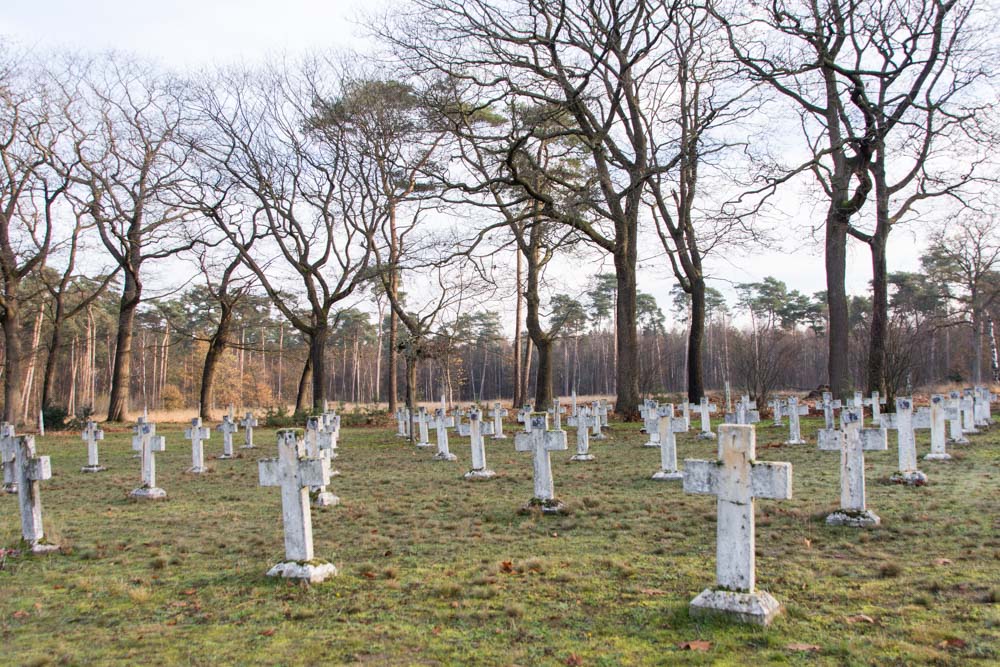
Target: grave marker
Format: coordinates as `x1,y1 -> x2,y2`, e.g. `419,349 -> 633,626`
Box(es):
697,397 -> 717,440
81,420 -> 107,472
432,408 -> 457,461
880,397 -> 928,485
462,408 -> 496,479
921,395 -> 953,461
567,407 -> 597,462
415,407 -> 433,448
819,407 -> 886,527
14,435 -> 58,553
217,414 -> 239,460
652,405 -> 686,481
784,397 -> 809,445
947,391 -> 969,444
129,419 -> 166,500
514,413 -> 568,513
304,417 -> 338,507
961,388 -> 979,434
489,403 -> 508,440
240,412 -> 258,449
184,417 -> 211,474
2,422 -> 19,493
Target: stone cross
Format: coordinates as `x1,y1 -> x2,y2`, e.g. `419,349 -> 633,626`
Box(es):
14,435 -> 58,553
489,403 -> 508,439
395,407 -> 410,437
570,390 -> 578,418
960,388 -> 979,434
432,408 -> 457,461
880,397 -> 927,485
697,397 -> 717,440
640,401 -> 661,448
514,413 -> 568,513
321,413 -> 341,459
820,392 -> 842,430
548,397 -> 567,430
767,399 -> 785,426
184,417 -> 211,474
652,405 -> 687,481
415,407 -> 433,448
304,417 -> 338,506
81,420 -> 106,472
947,391 -> 969,444
2,422 -> 19,493
258,430 -> 336,583
217,415 -> 239,460
597,400 -> 610,427
567,407 -> 597,462
923,394 -> 953,461
130,419 -> 166,500
681,400 -> 692,430
462,408 -> 496,479
847,391 -> 865,412
783,397 -> 809,445
683,424 -> 792,626
240,412 -> 258,449
726,396 -> 759,425
863,391 -> 886,427
516,404 -> 533,429
819,407 -> 886,527
974,385 -> 994,427
590,402 -> 607,440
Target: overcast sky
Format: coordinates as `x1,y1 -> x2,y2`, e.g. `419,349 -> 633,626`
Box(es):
2,0 -> 933,328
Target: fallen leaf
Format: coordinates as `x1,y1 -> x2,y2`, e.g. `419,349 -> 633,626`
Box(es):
677,640 -> 711,651
182,589 -> 196,596
564,654 -> 584,666
260,628 -> 275,637
934,558 -> 953,566
803,538 -> 812,549
786,643 -> 820,652
13,610 -> 29,619
362,571 -> 376,580
846,614 -> 876,624
936,638 -> 967,650
500,560 -> 514,574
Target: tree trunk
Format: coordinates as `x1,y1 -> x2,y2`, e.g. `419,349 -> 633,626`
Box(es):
1,298 -> 22,424
533,337 -> 553,412
512,248 -> 523,408
295,354 -> 312,414
310,323 -> 328,412
41,297 -> 66,412
867,233 -> 889,396
972,309 -> 983,384
687,277 -> 706,403
406,355 -> 418,445
613,247 -> 641,420
199,301 -> 234,420
106,271 -> 141,422
825,210 -> 851,400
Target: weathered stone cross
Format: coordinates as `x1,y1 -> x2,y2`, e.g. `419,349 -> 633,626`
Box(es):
14,435 -> 58,553
863,391 -> 886,427
489,403 -> 508,440
461,407 -> 496,479
960,388 -> 979,434
819,407 -> 886,527
184,417 -> 211,474
947,391 -> 968,444
415,407 -> 432,448
548,397 -> 567,430
684,424 -> 792,625
652,405 -> 687,481
304,417 -> 338,507
240,412 -> 258,449
880,397 -> 927,485
640,400 -> 661,448
784,397 -> 809,445
130,419 -> 167,500
258,430 -> 336,583
590,402 -> 607,440
217,414 -> 239,460
767,398 -> 785,426
81,420 -> 106,472
697,397 -> 717,440
820,392 -> 842,430
395,407 -> 410,438
432,408 -> 457,461
514,413 -> 568,513
2,422 -> 19,493
567,407 -> 597,462
922,394 -> 953,461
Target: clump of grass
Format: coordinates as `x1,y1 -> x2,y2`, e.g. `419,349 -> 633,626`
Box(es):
435,582 -> 463,599
879,562 -> 902,578
150,555 -> 169,570
504,603 -> 525,618
516,558 -> 546,574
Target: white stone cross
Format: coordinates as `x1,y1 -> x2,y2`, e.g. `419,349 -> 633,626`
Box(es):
462,408 -> 496,479
321,413 -> 341,459
514,413 -> 568,513
597,400 -> 610,427
130,420 -> 166,500
516,404 -> 533,429
548,397 -> 567,430
415,407 -> 433,448
820,392 -> 842,430
767,399 -> 785,426
784,397 -> 809,445
258,430 -> 336,583
880,397 -> 927,485
590,402 -> 607,440
184,417 -> 211,474
14,435 -> 58,553
726,396 -> 759,425
488,403 -> 508,440
847,391 -> 865,412
217,415 -> 239,460
819,407 -> 886,527
81,420 -> 106,472
863,391 -> 886,427
395,407 -> 410,437
240,412 -> 258,449
432,408 -> 457,461
923,394 -> 953,461
681,400 -> 692,429
2,422 -> 19,493
570,390 -> 578,418
683,424 -> 792,626
697,397 -> 717,440
641,401 -> 661,448
304,417 -> 338,506
652,405 -> 687,481
960,388 -> 979,434
973,385 -> 994,427
567,407 -> 597,462
947,391 -> 968,444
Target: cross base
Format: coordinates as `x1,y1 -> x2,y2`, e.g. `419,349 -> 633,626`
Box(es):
310,490 -> 340,507
415,441 -> 433,448
697,431 -> 716,440
266,560 -> 337,584
948,436 -> 969,445
240,444 -> 256,449
129,486 -> 167,500
569,453 -> 595,462
642,441 -> 659,448
4,483 -> 19,494
784,438 -> 806,445
186,466 -> 210,474
689,588 -> 782,626
217,453 -> 237,460
924,452 -> 952,461
890,470 -> 928,486
80,465 -> 107,473
27,540 -> 60,555
432,451 -> 458,461
592,433 -> 607,440
963,426 -> 981,435
464,468 -> 496,479
652,469 -> 683,481
491,434 -> 507,440
825,509 -> 880,528
520,497 -> 565,514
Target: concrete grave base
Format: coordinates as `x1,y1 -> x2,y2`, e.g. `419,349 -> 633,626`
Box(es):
652,469 -> 684,481
825,509 -> 881,528
890,470 -> 928,486
4,483 -> 18,494
415,442 -> 434,448
569,453 -> 595,462
924,452 -> 952,461
217,454 -> 236,460
80,465 -> 107,473
29,541 -> 61,555
240,444 -> 256,449
266,560 -> 337,584
186,466 -> 210,474
948,436 -> 969,445
963,426 -> 980,435
784,438 -> 806,445
521,498 -> 565,514
697,431 -> 716,440
310,491 -> 340,508
689,588 -> 782,626
591,434 -> 607,440
432,451 -> 458,461
491,435 -> 507,440
464,468 -> 496,480
642,441 -> 659,448
129,486 -> 167,501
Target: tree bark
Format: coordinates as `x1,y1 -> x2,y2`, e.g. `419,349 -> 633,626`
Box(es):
687,277 -> 706,403
826,210 -> 851,400
310,324 -> 328,412
295,354 -> 312,414
867,232 -> 889,396
1,298 -> 22,424
106,270 -> 141,422
41,297 -> 65,412
512,247 -> 523,408
533,338 -> 553,412
199,301 -> 234,420
614,246 -> 641,420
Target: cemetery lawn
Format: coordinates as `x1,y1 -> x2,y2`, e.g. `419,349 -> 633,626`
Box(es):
2,418 -> 999,666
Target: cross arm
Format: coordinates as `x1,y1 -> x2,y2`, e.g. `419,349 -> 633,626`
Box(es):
27,456 -> 52,482
751,462 -> 793,500
682,459 -> 719,495
258,459 -> 281,487
299,457 -> 331,488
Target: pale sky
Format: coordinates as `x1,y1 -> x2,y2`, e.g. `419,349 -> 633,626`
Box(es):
3,0 -> 935,328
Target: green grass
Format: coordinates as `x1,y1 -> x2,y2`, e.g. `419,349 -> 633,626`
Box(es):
2,416 -> 998,665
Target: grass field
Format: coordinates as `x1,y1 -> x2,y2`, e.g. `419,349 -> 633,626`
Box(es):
2,413 -> 998,665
